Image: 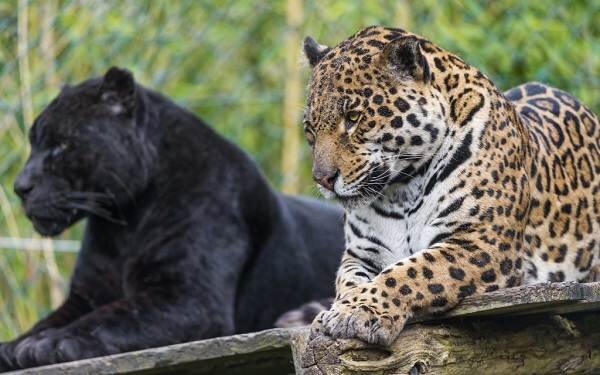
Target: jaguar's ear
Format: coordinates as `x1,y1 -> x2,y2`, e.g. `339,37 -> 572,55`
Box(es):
100,66 -> 136,115
303,36 -> 331,68
381,37 -> 430,83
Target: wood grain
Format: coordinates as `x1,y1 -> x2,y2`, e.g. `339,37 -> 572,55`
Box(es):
7,282 -> 600,374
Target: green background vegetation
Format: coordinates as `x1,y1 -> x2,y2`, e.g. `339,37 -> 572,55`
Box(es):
0,0 -> 599,340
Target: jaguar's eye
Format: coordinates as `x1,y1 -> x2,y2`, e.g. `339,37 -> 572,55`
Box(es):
305,130 -> 315,146
347,112 -> 360,122
345,111 -> 362,130
51,142 -> 68,157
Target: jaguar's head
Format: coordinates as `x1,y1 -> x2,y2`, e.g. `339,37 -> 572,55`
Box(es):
303,26 -> 447,208
14,67 -> 156,236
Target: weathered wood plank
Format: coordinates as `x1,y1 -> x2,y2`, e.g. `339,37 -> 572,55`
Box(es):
412,281 -> 600,323
7,282 -> 600,374
8,328 -> 298,375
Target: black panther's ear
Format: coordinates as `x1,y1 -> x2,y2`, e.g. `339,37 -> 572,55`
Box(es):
303,36 -> 331,67
100,66 -> 136,115
381,37 -> 430,83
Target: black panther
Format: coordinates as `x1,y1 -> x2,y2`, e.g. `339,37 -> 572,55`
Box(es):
0,67 -> 344,370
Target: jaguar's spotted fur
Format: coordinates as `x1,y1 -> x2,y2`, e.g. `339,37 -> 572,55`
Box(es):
297,26 -> 600,345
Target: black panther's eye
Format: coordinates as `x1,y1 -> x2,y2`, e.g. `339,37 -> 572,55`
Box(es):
344,111 -> 362,130
51,142 -> 68,157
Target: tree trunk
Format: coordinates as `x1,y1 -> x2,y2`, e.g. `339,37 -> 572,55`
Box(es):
298,282 -> 600,374
298,312 -> 600,374
280,0 -> 303,194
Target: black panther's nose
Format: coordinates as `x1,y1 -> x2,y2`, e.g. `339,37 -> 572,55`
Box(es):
313,169 -> 339,192
14,173 -> 34,200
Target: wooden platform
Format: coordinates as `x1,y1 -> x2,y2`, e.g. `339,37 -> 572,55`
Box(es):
7,282 -> 600,374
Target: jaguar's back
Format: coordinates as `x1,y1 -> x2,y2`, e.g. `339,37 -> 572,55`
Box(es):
505,82 -> 600,283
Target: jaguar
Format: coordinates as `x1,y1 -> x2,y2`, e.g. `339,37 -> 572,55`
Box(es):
297,25 -> 600,346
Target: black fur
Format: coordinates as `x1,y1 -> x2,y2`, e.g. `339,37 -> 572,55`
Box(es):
1,67 -> 344,370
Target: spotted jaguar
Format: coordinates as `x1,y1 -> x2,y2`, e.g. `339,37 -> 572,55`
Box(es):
298,25 -> 600,346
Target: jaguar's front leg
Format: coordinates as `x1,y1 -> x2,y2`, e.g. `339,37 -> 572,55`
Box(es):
310,248 -> 381,338
320,238 -> 523,346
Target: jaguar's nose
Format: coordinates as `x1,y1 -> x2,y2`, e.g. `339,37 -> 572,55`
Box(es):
313,169 -> 339,192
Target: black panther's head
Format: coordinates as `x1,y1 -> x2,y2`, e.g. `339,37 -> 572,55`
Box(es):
14,67 -> 156,236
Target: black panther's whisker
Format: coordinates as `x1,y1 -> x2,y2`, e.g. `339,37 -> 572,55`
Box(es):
63,201 -> 127,225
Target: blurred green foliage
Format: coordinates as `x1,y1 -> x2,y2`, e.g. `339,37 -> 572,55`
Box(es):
0,0 -> 598,340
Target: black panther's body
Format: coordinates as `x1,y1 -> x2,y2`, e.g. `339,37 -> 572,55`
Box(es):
0,67 -> 344,370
